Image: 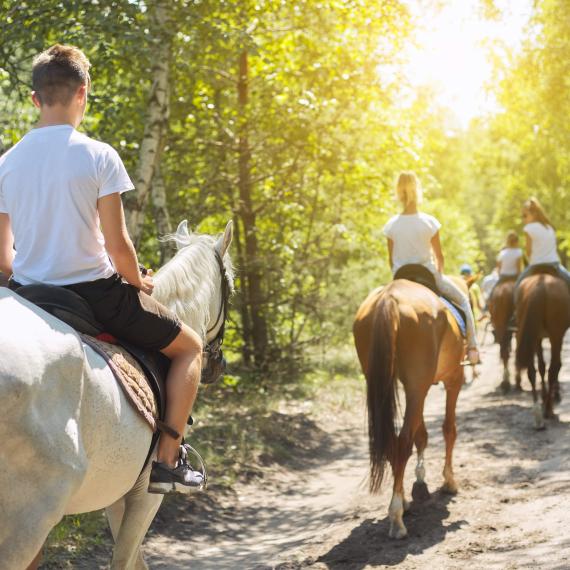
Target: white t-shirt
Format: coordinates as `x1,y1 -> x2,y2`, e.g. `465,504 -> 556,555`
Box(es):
497,247 -> 523,276
0,125 -> 134,285
383,212 -> 441,273
524,222 -> 559,265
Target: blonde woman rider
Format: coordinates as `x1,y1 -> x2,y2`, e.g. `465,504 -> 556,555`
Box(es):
383,172 -> 480,364
515,197 -> 570,290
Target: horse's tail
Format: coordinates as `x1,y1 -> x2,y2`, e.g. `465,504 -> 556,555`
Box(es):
516,283 -> 545,370
366,293 -> 399,494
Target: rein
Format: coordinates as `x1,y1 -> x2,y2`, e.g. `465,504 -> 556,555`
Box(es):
201,249 -> 230,384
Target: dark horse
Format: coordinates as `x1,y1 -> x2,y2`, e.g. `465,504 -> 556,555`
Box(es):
516,271 -> 570,428
488,278 -> 521,392
353,276 -> 465,539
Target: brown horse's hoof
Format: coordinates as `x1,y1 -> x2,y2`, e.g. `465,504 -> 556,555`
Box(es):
412,481 -> 431,503
554,390 -> 562,404
500,381 -> 510,394
441,480 -> 458,495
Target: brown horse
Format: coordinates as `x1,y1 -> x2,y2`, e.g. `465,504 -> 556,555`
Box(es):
353,279 -> 465,539
488,278 -> 521,392
516,273 -> 570,428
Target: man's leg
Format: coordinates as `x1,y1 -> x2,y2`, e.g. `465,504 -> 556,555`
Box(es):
157,323 -> 202,467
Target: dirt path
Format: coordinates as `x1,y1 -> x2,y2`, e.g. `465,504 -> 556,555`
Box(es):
142,332 -> 570,569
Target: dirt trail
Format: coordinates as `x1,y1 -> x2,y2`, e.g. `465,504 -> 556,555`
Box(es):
142,331 -> 570,569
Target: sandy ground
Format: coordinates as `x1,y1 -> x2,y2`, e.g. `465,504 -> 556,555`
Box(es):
137,330 -> 570,570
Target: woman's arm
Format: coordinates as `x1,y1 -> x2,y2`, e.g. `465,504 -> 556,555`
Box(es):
387,238 -> 393,270
431,231 -> 444,273
0,213 -> 14,276
525,232 -> 532,260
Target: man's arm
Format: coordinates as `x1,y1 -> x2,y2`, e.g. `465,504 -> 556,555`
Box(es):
98,194 -> 153,294
0,213 -> 14,276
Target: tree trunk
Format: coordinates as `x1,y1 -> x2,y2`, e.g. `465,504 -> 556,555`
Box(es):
237,49 -> 268,368
151,165 -> 173,265
124,0 -> 171,248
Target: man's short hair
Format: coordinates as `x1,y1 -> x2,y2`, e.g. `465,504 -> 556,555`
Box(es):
32,44 -> 91,106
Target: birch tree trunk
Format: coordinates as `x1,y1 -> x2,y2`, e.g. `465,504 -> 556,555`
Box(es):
124,0 -> 171,247
151,165 -> 173,264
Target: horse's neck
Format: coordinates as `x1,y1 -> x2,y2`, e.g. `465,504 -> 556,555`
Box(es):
152,251 -> 218,339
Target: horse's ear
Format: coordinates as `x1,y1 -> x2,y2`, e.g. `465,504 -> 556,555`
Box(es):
216,220 -> 233,257
175,220 -> 190,249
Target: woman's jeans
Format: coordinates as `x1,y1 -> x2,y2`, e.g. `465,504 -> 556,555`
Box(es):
434,273 -> 478,350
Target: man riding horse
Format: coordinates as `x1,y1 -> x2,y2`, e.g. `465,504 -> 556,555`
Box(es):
0,44 -> 203,493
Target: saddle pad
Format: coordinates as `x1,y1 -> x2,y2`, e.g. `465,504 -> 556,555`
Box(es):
81,335 -> 157,432
439,297 -> 466,337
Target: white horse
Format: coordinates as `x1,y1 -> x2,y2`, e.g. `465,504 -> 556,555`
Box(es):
0,220 -> 234,570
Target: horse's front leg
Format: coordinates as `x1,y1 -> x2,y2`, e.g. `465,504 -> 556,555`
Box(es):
109,465 -> 164,570
527,357 -> 545,429
442,381 -> 461,494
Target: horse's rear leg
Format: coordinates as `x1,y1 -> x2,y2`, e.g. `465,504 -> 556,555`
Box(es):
388,398 -> 424,539
412,420 -> 430,502
442,381 -> 461,494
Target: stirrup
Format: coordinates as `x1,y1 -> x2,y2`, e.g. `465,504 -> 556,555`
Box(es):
181,439 -> 208,490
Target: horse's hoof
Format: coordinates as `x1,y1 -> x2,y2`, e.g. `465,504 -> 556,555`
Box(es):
412,481 -> 431,503
441,481 -> 458,495
500,381 -> 510,394
389,523 -> 408,539
554,391 -> 562,404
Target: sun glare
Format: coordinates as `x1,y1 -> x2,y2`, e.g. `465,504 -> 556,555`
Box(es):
403,0 -> 533,128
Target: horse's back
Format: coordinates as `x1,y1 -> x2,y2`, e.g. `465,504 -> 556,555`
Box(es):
354,281 -> 462,383
519,274 -> 570,332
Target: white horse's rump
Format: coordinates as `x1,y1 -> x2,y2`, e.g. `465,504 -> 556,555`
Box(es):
0,220 -> 234,570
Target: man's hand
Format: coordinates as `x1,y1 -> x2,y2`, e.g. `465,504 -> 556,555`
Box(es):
140,271 -> 154,295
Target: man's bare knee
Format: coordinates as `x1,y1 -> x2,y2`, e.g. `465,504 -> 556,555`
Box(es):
161,324 -> 202,359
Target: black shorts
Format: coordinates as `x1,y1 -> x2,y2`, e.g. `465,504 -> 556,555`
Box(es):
12,273 -> 181,351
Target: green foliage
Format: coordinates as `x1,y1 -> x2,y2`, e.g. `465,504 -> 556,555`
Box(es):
0,0 -> 495,366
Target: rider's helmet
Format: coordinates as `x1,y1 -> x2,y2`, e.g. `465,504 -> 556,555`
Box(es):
460,264 -> 473,276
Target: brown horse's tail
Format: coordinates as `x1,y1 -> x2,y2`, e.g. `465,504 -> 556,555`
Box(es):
366,293 -> 399,494
516,283 -> 545,370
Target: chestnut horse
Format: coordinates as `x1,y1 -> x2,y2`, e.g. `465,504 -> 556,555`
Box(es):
488,278 -> 520,392
353,279 -> 465,539
516,273 -> 570,428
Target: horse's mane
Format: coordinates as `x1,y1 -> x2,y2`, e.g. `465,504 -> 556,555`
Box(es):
153,232 -> 235,338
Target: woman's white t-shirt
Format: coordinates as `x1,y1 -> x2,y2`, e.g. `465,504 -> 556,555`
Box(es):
497,247 -> 523,276
524,222 -> 559,265
0,125 -> 134,285
383,212 -> 441,273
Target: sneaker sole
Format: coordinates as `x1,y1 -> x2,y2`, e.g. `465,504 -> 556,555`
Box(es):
148,481 -> 205,494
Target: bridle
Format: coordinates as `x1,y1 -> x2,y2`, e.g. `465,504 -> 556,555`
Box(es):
201,248 -> 231,384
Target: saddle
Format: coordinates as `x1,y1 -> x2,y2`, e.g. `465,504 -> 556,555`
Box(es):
393,264 -> 467,336
15,284 -> 175,468
526,264 -> 559,278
